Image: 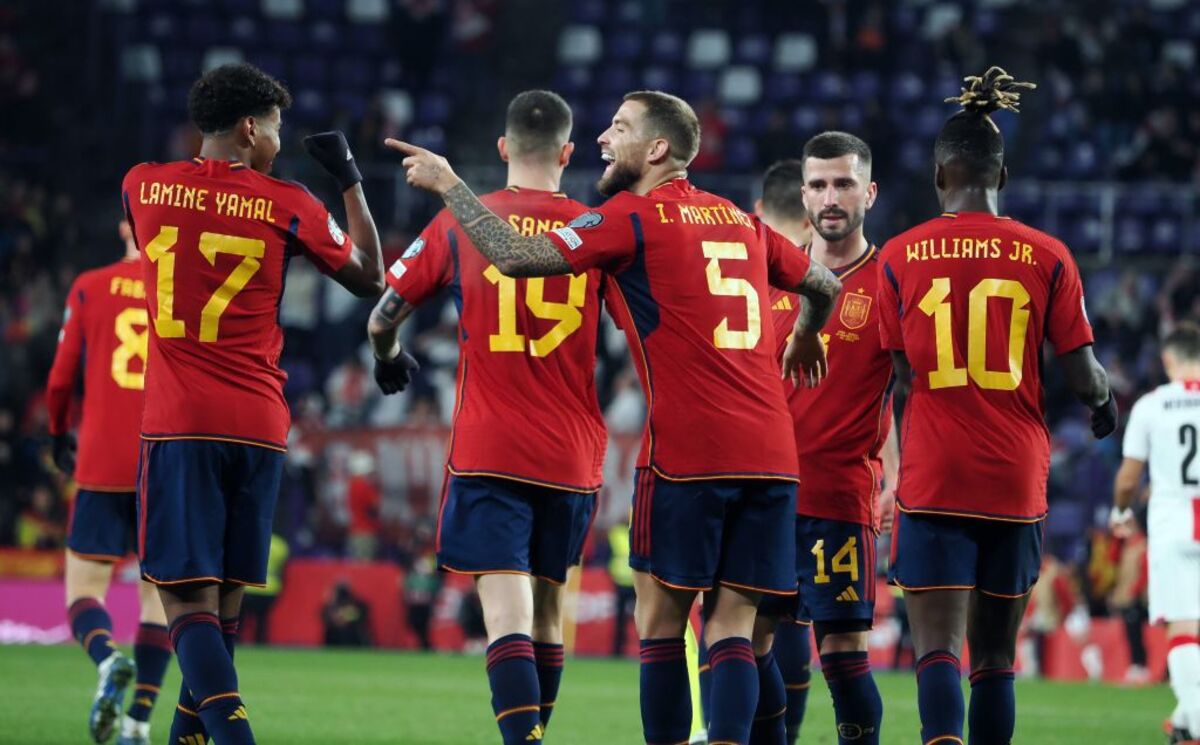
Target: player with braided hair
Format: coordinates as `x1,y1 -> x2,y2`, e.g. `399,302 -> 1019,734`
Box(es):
877,67 -> 1115,744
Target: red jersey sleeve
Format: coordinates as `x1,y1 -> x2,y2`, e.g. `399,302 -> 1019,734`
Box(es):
1045,251 -> 1094,354
876,253 -> 903,350
544,202 -> 637,274
761,221 -> 811,291
289,186 -> 354,276
45,278 -> 84,436
385,213 -> 454,306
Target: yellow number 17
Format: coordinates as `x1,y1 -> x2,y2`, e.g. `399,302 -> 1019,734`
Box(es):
145,225 -> 266,343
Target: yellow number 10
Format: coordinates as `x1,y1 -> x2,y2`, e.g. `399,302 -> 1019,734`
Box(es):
144,225 -> 266,343
918,277 -> 1031,391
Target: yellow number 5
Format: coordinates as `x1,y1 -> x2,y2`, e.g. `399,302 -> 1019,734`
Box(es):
144,226 -> 266,343
702,241 -> 760,350
918,277 -> 1031,391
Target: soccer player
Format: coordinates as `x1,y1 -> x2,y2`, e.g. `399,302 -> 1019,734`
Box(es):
877,67 -> 1116,745
754,159 -> 812,250
1112,322 -> 1200,744
756,135 -> 898,745
367,90 -> 604,745
122,63 -> 384,744
389,89 -> 843,745
46,219 -> 172,745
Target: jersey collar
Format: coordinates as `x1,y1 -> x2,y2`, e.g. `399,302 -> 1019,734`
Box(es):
806,243 -> 877,279
191,156 -> 248,171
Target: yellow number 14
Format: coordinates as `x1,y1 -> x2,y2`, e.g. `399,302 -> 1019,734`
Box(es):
144,225 -> 266,343
812,536 -> 859,584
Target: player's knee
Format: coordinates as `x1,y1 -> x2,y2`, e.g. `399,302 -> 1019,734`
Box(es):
751,614 -> 779,656
814,621 -> 871,654
137,582 -> 168,625
970,648 -> 1016,672
484,598 -> 534,639
532,581 -> 564,629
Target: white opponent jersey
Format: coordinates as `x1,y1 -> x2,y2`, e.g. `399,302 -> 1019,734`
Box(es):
1123,380 -> 1200,543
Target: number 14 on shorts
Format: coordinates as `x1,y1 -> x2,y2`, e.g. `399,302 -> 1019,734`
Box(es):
812,536 -> 859,584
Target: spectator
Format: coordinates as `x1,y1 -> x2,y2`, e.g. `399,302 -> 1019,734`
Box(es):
242,532 -> 290,644
403,551 -> 442,651
322,580 -> 373,647
346,450 -> 381,560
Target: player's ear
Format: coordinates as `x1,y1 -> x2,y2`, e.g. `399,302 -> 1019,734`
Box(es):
865,181 -> 879,210
560,141 -> 575,167
934,163 -> 946,192
239,115 -> 257,147
646,138 -> 670,165
497,137 -> 509,163
753,198 -> 764,217
998,166 -> 1008,192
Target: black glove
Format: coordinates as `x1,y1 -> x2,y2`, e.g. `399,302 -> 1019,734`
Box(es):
52,433 -> 77,475
1091,390 -> 1118,439
374,349 -> 420,395
302,131 -> 362,192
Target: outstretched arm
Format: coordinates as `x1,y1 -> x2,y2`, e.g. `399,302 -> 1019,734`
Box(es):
385,139 -> 571,277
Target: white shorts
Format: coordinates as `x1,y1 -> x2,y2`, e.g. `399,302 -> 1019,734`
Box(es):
1149,536 -> 1200,624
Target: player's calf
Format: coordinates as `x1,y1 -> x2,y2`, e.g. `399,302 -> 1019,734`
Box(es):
531,578 -> 566,730
816,624 -> 882,745
169,612 -> 255,744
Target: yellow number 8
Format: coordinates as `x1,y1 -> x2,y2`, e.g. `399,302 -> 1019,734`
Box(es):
111,307 -> 149,390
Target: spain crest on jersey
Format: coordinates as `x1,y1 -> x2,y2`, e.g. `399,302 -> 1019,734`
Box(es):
839,292 -> 872,329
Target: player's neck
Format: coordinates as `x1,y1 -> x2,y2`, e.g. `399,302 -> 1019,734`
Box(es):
633,167 -> 687,196
810,232 -> 868,271
763,216 -> 807,247
940,187 -> 999,215
1170,365 -> 1200,383
505,163 -> 561,193
198,137 -> 252,168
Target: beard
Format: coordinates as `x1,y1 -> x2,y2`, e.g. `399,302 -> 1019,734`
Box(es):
596,160 -> 642,197
812,208 -> 865,242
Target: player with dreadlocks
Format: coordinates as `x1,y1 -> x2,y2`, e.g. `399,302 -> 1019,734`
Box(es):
876,67 -> 1117,744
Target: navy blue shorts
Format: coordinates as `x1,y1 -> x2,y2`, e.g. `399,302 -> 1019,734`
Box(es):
436,475 -> 597,584
137,439 -> 284,586
629,469 -> 797,595
68,490 -> 136,561
888,510 -> 1043,598
761,516 -> 876,624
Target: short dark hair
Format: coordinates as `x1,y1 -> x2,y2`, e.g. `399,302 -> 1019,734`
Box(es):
1164,322 -> 1200,361
505,90 -> 572,161
760,160 -> 807,221
188,63 -> 292,135
935,66 -> 1036,182
623,90 -> 700,166
802,131 -> 872,175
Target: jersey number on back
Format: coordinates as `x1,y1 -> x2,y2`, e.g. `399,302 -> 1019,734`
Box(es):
145,226 -> 265,343
483,265 -> 587,357
703,241 -> 760,350
1182,424 -> 1198,487
918,277 -> 1031,391
111,307 -> 148,390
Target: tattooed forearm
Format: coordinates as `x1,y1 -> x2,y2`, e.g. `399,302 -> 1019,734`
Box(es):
443,182 -> 572,277
367,287 -> 414,359
792,261 -> 842,336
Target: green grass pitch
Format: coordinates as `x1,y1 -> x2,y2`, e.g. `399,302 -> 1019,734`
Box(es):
0,644 -> 1172,744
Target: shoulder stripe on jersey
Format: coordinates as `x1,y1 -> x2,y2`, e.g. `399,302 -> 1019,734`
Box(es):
1044,259 -> 1064,333
882,262 -> 902,317
448,228 -> 466,341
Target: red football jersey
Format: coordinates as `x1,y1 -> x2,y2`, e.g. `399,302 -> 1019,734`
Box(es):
45,259 -> 147,491
387,187 -> 607,491
545,178 -> 810,480
877,212 -> 1094,521
122,157 -> 354,451
771,245 -> 893,528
